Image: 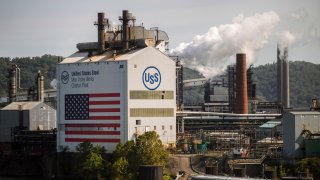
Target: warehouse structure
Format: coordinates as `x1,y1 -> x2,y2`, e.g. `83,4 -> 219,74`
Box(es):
0,102 -> 56,142
57,11 -> 176,152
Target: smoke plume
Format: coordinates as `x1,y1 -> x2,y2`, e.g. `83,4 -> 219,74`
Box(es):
50,79 -> 57,89
170,11 -> 280,78
290,8 -> 308,21
277,30 -> 296,46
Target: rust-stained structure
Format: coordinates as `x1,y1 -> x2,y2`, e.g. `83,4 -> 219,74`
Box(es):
96,12 -> 108,54
235,53 -> 248,114
36,71 -> 44,102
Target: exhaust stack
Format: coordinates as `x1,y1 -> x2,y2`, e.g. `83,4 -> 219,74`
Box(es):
119,10 -> 136,51
277,45 -> 283,105
282,47 -> 290,108
235,53 -> 248,114
8,64 -> 18,102
277,44 -> 290,109
36,71 -> 44,102
96,13 -> 108,54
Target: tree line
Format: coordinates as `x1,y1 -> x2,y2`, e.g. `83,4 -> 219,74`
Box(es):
59,131 -> 171,180
0,55 -> 319,108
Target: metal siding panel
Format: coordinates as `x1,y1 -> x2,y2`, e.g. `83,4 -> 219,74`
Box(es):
126,47 -> 176,144
57,62 -> 127,152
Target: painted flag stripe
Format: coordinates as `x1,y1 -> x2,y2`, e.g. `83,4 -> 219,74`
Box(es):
65,124 -> 120,128
89,116 -> 120,120
89,93 -> 120,98
89,101 -> 120,105
65,138 -> 120,143
65,131 -> 120,135
89,108 -> 120,112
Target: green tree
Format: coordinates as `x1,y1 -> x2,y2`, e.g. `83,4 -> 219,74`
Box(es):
76,141 -> 94,155
112,157 -> 131,180
76,142 -> 106,180
81,145 -> 104,180
112,131 -> 169,179
135,131 -> 169,166
296,157 -> 320,179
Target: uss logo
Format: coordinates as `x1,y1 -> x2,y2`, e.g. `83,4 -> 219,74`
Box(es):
142,66 -> 161,90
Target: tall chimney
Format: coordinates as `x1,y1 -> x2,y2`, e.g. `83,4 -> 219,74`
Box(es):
119,10 -> 135,51
122,10 -> 129,50
97,13 -> 106,54
277,44 -> 283,105
9,64 -> 17,102
235,53 -> 248,114
36,71 -> 44,102
282,47 -> 290,108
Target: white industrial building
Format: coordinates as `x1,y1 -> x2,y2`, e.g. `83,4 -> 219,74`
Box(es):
57,47 -> 176,152
282,111 -> 320,159
56,11 -> 176,152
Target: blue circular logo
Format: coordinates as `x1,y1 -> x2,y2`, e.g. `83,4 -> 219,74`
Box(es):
61,71 -> 69,84
142,66 -> 161,90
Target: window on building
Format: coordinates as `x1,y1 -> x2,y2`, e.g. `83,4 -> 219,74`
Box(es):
162,125 -> 165,130
154,126 -> 157,130
136,120 -> 141,125
170,125 -> 172,130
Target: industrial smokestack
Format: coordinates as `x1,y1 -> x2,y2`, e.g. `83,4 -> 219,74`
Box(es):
277,44 -> 290,109
97,12 -> 107,54
36,71 -> 44,102
235,53 -> 248,114
8,64 -> 17,102
282,47 -> 290,108
277,44 -> 283,105
119,10 -> 135,51
122,10 -> 129,50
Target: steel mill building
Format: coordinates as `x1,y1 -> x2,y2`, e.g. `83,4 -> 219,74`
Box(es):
56,11 -> 176,152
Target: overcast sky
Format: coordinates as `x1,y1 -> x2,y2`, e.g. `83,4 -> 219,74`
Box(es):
0,0 -> 319,68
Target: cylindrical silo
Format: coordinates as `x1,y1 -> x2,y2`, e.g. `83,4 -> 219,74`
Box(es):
235,53 -> 248,114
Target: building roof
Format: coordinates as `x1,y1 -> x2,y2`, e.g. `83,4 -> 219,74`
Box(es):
1,102 -> 42,110
288,111 -> 320,115
59,47 -> 152,64
259,121 -> 281,129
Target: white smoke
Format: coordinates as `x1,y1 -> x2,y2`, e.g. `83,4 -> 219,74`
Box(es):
170,11 -> 280,78
277,30 -> 296,46
283,8 -> 320,46
290,8 -> 308,21
50,79 -> 57,89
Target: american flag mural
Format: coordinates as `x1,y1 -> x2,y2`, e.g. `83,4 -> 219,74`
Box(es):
64,93 -> 121,143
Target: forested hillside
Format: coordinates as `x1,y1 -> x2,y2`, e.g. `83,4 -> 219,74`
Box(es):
253,61 -> 320,108
0,55 -> 318,108
183,67 -> 205,104
0,55 -> 60,96
183,61 -> 320,108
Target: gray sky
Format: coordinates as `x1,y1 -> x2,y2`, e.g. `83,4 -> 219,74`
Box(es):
0,0 -> 319,66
